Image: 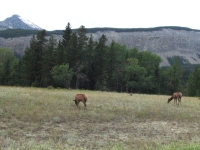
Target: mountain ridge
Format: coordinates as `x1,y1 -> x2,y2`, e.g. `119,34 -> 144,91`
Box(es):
0,14 -> 42,30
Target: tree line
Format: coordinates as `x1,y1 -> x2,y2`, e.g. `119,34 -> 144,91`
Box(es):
0,23 -> 200,96
1,26 -> 197,39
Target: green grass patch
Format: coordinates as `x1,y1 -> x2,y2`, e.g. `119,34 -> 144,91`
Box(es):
0,86 -> 200,149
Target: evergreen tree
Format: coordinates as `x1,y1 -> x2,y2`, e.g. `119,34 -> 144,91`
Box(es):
187,65 -> 200,96
22,30 -> 48,86
86,35 -> 96,90
112,43 -> 127,92
77,25 -> 88,55
62,22 -> 72,47
159,67 -> 171,94
54,41 -> 65,65
21,36 -> 37,86
62,22 -> 72,64
93,34 -> 108,90
68,32 -> 78,68
168,58 -> 183,93
159,58 -> 182,94
34,30 -> 48,86
106,41 -> 116,90
74,26 -> 88,88
41,35 -> 57,87
14,59 -> 23,86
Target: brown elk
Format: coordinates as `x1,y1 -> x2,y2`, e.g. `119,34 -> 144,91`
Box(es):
167,92 -> 182,105
73,94 -> 88,109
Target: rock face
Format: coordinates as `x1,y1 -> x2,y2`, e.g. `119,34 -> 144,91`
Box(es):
1,27 -> 200,67
0,36 -> 32,55
90,28 -> 200,66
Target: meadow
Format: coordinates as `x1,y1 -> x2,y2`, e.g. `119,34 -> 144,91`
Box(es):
0,86 -> 200,150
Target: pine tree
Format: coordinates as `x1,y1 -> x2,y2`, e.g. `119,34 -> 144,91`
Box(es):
168,58 -> 183,93
86,35 -> 96,90
41,35 -> 57,87
62,22 -> 72,64
54,41 -> 65,65
93,34 -> 107,90
68,32 -> 78,68
21,36 -> 37,86
22,30 -> 48,86
187,65 -> 200,96
62,22 -> 72,47
73,25 -> 89,88
106,41 -> 116,90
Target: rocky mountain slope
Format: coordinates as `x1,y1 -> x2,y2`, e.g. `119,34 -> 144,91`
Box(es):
89,27 -> 200,66
0,25 -> 200,67
0,14 -> 42,30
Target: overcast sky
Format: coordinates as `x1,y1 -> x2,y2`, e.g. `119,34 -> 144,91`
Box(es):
1,0 -> 199,31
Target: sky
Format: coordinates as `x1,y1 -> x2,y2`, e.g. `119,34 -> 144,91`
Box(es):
1,0 -> 199,31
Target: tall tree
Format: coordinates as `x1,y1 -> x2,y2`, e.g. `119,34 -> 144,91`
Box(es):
74,26 -> 88,88
86,34 -> 96,90
67,32 -> 78,68
54,41 -> 65,65
34,30 -> 48,86
112,43 -> 127,92
21,35 -> 37,86
62,22 -> 72,47
106,41 -> 116,90
77,25 -> 88,55
62,22 -> 72,64
187,65 -> 200,96
159,58 -> 183,94
41,35 -> 57,87
168,58 -> 183,93
93,34 -> 108,90
22,30 -> 48,86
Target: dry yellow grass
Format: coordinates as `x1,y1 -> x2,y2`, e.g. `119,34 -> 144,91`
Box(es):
0,86 -> 200,149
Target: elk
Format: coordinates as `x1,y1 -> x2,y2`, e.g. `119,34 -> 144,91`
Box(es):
168,92 -> 182,105
73,94 -> 88,109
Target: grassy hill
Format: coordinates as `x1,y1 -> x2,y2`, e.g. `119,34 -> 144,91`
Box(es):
0,86 -> 200,149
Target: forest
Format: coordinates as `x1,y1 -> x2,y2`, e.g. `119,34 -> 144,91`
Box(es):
0,23 -> 200,96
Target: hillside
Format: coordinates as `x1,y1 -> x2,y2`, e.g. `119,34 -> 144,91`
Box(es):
0,26 -> 200,66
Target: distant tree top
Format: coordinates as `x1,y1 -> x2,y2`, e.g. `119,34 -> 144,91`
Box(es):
0,26 -> 199,38
85,26 -> 200,33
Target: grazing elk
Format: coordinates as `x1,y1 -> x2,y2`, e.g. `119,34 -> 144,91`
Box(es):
168,92 -> 182,105
73,94 -> 88,109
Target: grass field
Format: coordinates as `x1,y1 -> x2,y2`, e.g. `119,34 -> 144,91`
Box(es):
0,86 -> 200,150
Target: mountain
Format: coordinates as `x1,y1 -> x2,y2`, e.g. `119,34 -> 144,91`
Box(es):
0,14 -> 42,30
88,27 -> 200,67
1,22 -> 200,67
